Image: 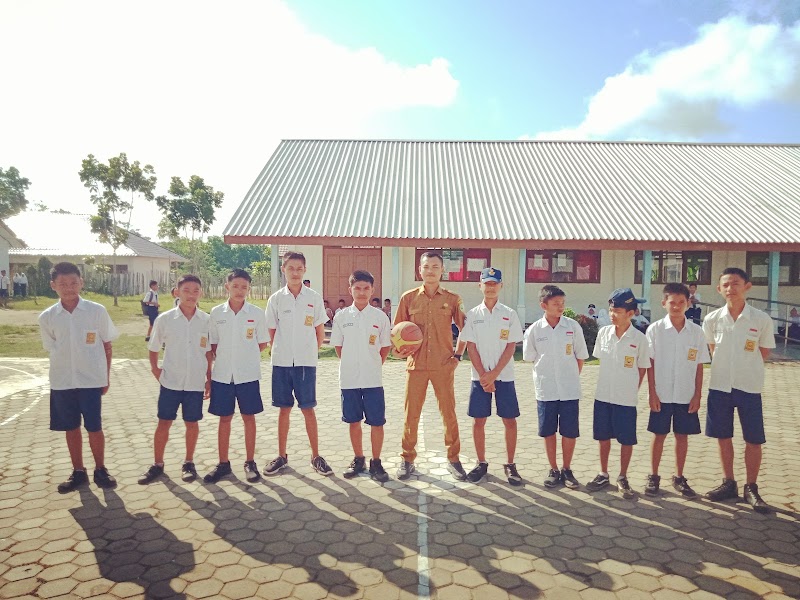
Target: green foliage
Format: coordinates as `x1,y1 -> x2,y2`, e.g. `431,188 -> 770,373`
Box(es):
562,307 -> 579,320
160,236 -> 270,279
576,314 -> 599,358
155,175 -> 224,240
0,166 -> 31,219
33,257 -> 56,298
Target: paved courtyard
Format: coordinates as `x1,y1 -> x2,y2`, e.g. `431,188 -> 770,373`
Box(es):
0,357 -> 798,599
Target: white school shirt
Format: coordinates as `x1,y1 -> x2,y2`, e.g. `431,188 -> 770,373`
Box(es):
13,273 -> 21,284
702,303 -> 775,394
209,301 -> 269,384
330,304 -> 391,389
593,324 -> 650,407
646,317 -> 710,404
38,297 -> 119,390
265,285 -> 327,367
142,289 -> 158,305
0,275 -> 8,290
522,315 -> 589,402
460,302 -> 523,382
19,274 -> 27,285
148,306 -> 211,392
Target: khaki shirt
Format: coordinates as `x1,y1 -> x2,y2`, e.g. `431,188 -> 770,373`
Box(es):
395,285 -> 466,371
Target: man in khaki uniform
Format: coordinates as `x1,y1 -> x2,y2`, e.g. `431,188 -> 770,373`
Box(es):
395,252 -> 467,480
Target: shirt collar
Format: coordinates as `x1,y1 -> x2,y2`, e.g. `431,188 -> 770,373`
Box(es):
222,300 -> 254,313
55,296 -> 87,314
416,285 -> 443,296
721,303 -> 752,321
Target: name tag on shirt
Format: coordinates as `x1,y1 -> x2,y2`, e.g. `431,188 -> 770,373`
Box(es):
304,315 -> 313,326
500,329 -> 509,340
246,328 -> 254,340
85,331 -> 96,344
200,336 -> 208,349
687,348 -> 698,361
624,356 -> 635,368
744,340 -> 756,352
566,343 -> 572,355
369,334 -> 377,345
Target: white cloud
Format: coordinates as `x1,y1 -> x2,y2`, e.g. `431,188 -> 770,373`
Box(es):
533,15 -> 800,141
0,0 -> 459,238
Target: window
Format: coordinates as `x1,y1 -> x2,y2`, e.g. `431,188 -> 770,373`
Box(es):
746,252 -> 799,286
525,250 -> 601,283
414,248 -> 491,282
634,251 -> 711,285
113,264 -> 129,274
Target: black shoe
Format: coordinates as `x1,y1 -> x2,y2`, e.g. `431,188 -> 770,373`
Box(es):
344,456 -> 366,479
181,461 -> 198,482
311,455 -> 334,476
93,467 -> 116,489
263,455 -> 288,476
645,474 -> 661,497
705,478 -> 738,502
397,461 -> 415,480
145,336 -> 150,342
505,463 -> 523,486
617,476 -> 635,499
138,464 -> 164,485
467,462 -> 488,483
743,483 -> 769,513
447,461 -> 467,481
544,468 -> 561,488
243,460 -> 260,482
586,473 -> 610,492
369,459 -> 389,483
58,469 -> 88,493
560,468 -> 580,489
203,461 -> 231,483
672,475 -> 698,499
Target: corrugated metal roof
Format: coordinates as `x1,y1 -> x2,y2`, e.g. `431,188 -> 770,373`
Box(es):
224,140 -> 800,249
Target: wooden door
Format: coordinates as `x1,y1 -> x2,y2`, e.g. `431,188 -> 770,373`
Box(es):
323,247 -> 382,308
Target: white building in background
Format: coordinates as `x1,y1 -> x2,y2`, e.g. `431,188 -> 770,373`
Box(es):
0,220 -> 25,275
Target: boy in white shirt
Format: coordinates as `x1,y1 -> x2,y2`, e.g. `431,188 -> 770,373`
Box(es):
523,285 -> 588,489
143,280 -> 160,341
460,268 -> 524,485
204,269 -> 269,484
263,252 -> 331,476
139,274 -> 212,484
330,270 -> 392,482
39,262 -> 118,492
645,283 -> 710,498
703,268 -> 775,513
586,288 -> 650,498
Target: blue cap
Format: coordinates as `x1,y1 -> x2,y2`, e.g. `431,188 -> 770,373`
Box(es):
480,267 -> 502,282
609,288 -> 638,309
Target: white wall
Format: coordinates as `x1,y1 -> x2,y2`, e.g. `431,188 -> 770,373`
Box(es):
0,238 -> 9,276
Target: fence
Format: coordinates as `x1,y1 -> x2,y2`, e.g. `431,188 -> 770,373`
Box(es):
80,271 -> 274,300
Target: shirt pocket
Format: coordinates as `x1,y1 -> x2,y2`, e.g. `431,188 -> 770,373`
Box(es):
83,330 -> 98,346
408,307 -> 423,326
199,334 -> 209,350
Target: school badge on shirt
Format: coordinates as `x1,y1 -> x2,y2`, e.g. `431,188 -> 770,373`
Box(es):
304,315 -> 313,326
200,336 -> 208,349
566,343 -> 572,355
246,328 -> 255,340
85,332 -> 96,344
744,339 -> 756,352
500,329 -> 509,340
687,348 -> 698,361
624,356 -> 635,368
369,334 -> 377,345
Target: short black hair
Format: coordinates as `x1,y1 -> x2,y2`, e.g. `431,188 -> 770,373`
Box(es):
282,251 -> 306,266
384,298 -> 390,303
720,267 -> 749,283
349,270 -> 375,286
177,274 -> 202,288
371,297 -> 380,304
51,262 -> 81,281
419,251 -> 444,266
539,285 -> 565,303
228,268 -> 252,283
303,279 -> 310,284
149,280 -> 158,287
663,282 -> 690,300
338,299 -> 346,305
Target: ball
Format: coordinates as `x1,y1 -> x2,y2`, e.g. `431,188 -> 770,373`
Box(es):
391,321 -> 423,352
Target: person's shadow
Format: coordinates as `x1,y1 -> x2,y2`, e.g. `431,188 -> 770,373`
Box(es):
70,486 -> 195,599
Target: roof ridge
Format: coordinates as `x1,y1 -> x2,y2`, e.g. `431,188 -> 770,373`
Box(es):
279,138 -> 800,148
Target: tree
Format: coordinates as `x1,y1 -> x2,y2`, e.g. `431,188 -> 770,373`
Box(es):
0,166 -> 31,219
79,153 -> 157,305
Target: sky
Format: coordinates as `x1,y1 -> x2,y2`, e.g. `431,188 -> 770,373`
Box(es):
2,0 -> 799,241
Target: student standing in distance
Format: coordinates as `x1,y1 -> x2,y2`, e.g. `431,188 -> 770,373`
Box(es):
383,298 -> 392,319
394,251 -> 468,481
20,271 -> 28,297
335,299 -> 346,315
39,262 -> 118,492
703,268 -> 774,512
331,270 -> 392,482
139,274 -> 212,484
523,285 -> 588,489
586,288 -> 650,498
204,269 -> 269,483
263,252 -> 332,476
460,268 -> 524,485
143,280 -> 160,341
0,269 -> 9,307
644,283 -> 710,497
13,271 -> 21,297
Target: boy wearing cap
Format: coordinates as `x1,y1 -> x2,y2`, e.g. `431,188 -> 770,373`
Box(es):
586,288 -> 650,498
523,285 -> 589,489
331,270 -> 392,482
460,268 -> 524,484
703,268 -> 774,513
644,283 -> 710,497
204,269 -> 269,484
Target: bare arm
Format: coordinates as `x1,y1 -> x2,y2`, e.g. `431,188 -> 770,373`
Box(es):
576,358 -> 584,374
467,342 -> 486,376
760,347 -> 771,361
149,350 -> 162,381
102,342 -> 112,395
380,346 -> 391,363
205,351 -> 213,399
647,358 -> 660,412
638,367 -> 647,388
455,338 -> 467,356
316,324 -> 325,349
335,345 -> 342,359
689,363 -> 703,414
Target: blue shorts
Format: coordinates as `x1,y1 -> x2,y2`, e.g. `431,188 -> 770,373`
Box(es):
50,388 -> 102,432
341,388 -> 386,426
705,389 -> 765,445
209,380 -> 264,417
157,386 -> 204,422
468,380 -> 520,419
146,306 -> 159,325
648,403 -> 701,436
593,400 -> 637,445
537,400 -> 579,438
272,366 -> 317,409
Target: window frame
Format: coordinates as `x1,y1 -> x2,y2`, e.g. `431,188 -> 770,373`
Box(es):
524,249 -> 601,284
746,252 -> 799,286
634,251 -> 712,286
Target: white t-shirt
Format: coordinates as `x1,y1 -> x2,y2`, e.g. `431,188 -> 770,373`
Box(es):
209,301 -> 269,384
39,297 -> 119,390
646,317 -> 710,404
265,286 -> 327,368
0,275 -> 8,290
329,304 -> 391,389
523,315 -> 589,402
593,324 -> 650,407
460,302 -> 523,382
703,303 -> 775,394
148,307 -> 211,392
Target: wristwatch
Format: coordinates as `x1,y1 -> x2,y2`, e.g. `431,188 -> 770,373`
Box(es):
453,354 -> 462,361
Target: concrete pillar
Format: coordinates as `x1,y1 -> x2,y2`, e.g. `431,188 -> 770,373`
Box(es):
768,251 -> 780,313
271,244 -> 280,294
641,250 -> 653,316
392,246 -> 400,321
517,249 -> 526,324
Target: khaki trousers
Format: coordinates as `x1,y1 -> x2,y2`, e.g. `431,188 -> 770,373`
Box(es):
401,368 -> 461,463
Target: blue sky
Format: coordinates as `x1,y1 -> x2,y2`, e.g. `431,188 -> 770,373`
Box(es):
1,0 -> 799,239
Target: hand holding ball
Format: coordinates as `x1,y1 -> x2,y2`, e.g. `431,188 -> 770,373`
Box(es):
391,321 -> 423,357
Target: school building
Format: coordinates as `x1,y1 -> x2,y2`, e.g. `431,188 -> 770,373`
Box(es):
223,140 -> 800,323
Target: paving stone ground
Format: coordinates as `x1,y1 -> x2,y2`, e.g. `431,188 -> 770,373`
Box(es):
1,357 -> 798,599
